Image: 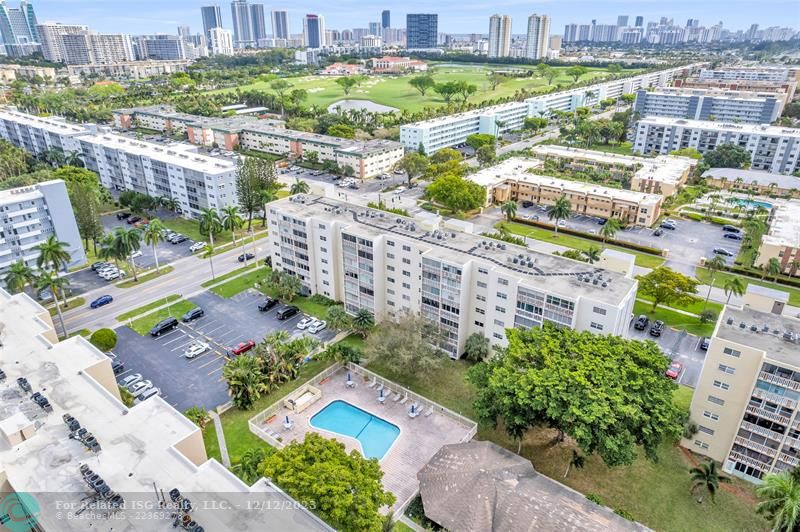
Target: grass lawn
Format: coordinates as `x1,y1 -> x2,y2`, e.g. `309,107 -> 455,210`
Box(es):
209,267 -> 269,298
636,291 -> 724,317
201,263 -> 264,288
210,64 -> 639,113
500,222 -> 665,269
48,296 -> 85,315
160,217 -> 248,248
117,265 -> 174,288
126,299 -> 198,336
68,328 -> 91,338
633,300 -> 716,337
115,294 -> 182,322
394,522 -> 415,532
696,267 -> 800,307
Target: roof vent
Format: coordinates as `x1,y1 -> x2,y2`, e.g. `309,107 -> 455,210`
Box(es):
750,325 -> 758,332
762,324 -> 770,333
739,322 -> 746,329
602,282 -> 608,287
726,317 -> 734,325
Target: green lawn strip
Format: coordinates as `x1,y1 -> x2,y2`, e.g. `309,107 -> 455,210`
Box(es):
636,291 -> 723,317
394,521 -> 415,532
117,265 -> 174,288
199,233 -> 269,259
209,267 -> 269,298
115,294 -> 183,322
48,296 -> 85,315
68,329 -> 91,338
127,299 -> 197,336
696,267 -> 800,307
201,264 -> 264,288
633,300 -> 715,337
160,217 -> 248,247
500,222 -> 664,269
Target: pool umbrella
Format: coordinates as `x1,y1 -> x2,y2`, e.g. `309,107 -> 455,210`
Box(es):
285,415 -> 290,424
411,404 -> 416,414
380,389 -> 384,398
347,372 -> 352,381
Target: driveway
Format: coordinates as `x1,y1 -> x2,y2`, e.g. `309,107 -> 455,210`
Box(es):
627,320 -> 707,388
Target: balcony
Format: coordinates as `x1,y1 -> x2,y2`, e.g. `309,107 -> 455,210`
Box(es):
735,436 -> 778,458
760,372 -> 800,392
746,405 -> 792,425
728,451 -> 772,471
741,421 -> 785,443
752,388 -> 798,410
779,453 -> 800,468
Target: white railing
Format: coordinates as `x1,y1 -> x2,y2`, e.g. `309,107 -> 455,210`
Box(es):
741,421 -> 784,443
746,405 -> 791,425
734,436 -> 778,458
759,372 -> 800,392
729,451 -> 771,471
779,453 -> 800,468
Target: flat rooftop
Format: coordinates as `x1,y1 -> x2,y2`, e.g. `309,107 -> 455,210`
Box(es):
0,289 -> 330,532
702,168 -> 800,190
636,116 -> 800,137
641,87 -> 780,102
0,108 -> 89,135
762,199 -> 800,248
717,305 -> 800,368
276,195 -> 638,305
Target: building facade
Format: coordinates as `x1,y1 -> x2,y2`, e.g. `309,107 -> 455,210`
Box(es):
0,180 -> 85,279
525,14 -> 550,60
66,60 -> 189,80
632,117 -> 800,175
406,13 -> 437,49
230,0 -> 253,48
698,67 -> 798,83
0,0 -> 38,52
136,34 -> 187,61
209,27 -> 234,55
266,195 -> 638,358
487,15 -> 512,58
633,88 -> 783,124
303,13 -> 324,49
701,168 -> 800,200
36,22 -> 88,62
756,199 -> 800,277
271,9 -> 289,40
201,5 -> 223,42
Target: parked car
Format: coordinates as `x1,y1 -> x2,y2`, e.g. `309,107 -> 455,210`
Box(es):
660,220 -> 677,230
91,261 -> 110,271
238,252 -> 255,262
395,186 -> 406,193
296,317 -> 315,330
150,317 -> 179,337
230,340 -> 256,356
557,220 -> 567,227
184,341 -> 210,359
116,212 -> 131,220
634,315 -> 649,330
713,247 -> 734,257
130,250 -> 143,259
90,295 -> 114,308
522,201 -> 534,208
170,234 -> 188,244
133,219 -> 148,228
378,174 -> 390,180
348,183 -> 359,190
129,379 -> 153,395
134,387 -> 160,404
653,228 -> 664,237
722,225 -> 741,233
276,305 -> 300,320
649,320 -> 665,337
164,231 -> 177,241
119,373 -> 142,389
666,361 -> 683,380
723,233 -> 742,240
101,269 -> 126,281
97,266 -> 118,276
181,307 -> 205,322
597,218 -> 607,225
189,241 -> 207,253
127,216 -> 141,225
111,359 -> 125,374
308,319 -> 327,334
258,297 -> 279,311
700,337 -> 710,351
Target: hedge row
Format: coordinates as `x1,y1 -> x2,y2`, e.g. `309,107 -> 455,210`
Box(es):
728,265 -> 800,290
510,217 -> 665,256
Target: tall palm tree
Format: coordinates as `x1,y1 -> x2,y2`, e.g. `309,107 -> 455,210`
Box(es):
64,151 -> 84,168
110,226 -> 142,282
161,196 -> 180,215
3,261 -> 36,294
723,277 -> 746,305
202,244 -> 216,281
290,178 -> 310,195
500,201 -> 517,222
221,206 -> 243,247
37,271 -> 69,339
199,208 -> 222,280
767,257 -> 783,282
690,460 -> 730,503
599,218 -> 622,246
756,468 -> 800,532
703,255 -> 727,310
547,196 -> 571,234
222,354 -> 267,410
142,218 -> 166,273
259,188 -> 276,227
36,235 -> 71,273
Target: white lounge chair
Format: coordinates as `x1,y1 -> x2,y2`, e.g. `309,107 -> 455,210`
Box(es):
399,392 -> 409,405
393,391 -> 403,402
375,383 -> 384,392
367,376 -> 377,388
424,406 -> 434,417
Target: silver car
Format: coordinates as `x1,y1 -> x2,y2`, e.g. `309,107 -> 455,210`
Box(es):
129,379 -> 152,395
119,373 -> 142,388
134,387 -> 160,404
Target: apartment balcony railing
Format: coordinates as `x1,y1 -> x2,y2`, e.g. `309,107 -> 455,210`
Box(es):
741,421 -> 785,443
752,388 -> 798,410
760,372 -> 800,392
779,453 -> 800,468
746,405 -> 792,425
734,436 -> 778,458
728,451 -> 772,471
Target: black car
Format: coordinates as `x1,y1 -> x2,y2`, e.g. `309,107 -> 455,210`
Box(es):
700,337 -> 710,351
713,247 -> 734,257
660,221 -> 677,230
649,320 -> 665,337
634,315 -> 649,330
238,252 -> 255,262
258,297 -> 279,311
598,218 -> 607,225
276,305 -> 300,320
127,216 -> 141,225
722,225 -> 741,233
348,183 -> 359,190
111,359 -> 125,374
653,229 -> 664,237
522,201 -> 534,208
116,212 -> 131,220
723,232 -> 742,240
182,307 -> 205,322
150,317 -> 179,337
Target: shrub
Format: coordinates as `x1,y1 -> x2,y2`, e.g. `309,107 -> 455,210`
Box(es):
308,294 -> 337,306
119,386 -> 134,407
615,508 -> 635,521
586,493 -> 604,505
89,328 -> 117,351
699,310 -> 717,324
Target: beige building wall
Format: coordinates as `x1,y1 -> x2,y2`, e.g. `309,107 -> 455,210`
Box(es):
174,430 -> 209,466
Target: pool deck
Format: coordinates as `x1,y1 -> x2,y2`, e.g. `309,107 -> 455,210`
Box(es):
252,365 -> 476,511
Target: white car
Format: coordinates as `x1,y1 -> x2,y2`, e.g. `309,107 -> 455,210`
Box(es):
102,270 -> 126,281
119,373 -> 142,388
189,241 -> 207,253
296,317 -> 315,330
308,320 -> 327,334
184,341 -> 210,359
130,250 -> 143,259
395,186 -> 406,194
129,379 -> 152,395
557,220 -> 567,227
97,266 -> 117,276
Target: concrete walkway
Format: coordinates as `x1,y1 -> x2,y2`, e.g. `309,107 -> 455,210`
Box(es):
210,411 -> 231,467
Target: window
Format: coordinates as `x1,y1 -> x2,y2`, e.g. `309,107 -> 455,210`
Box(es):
320,235 -> 327,241
402,294 -> 410,301
477,281 -> 487,289
322,280 -> 329,286
498,278 -> 508,286
402,245 -> 411,252
698,425 -> 715,436
388,277 -> 395,283
590,322 -> 604,331
402,270 -> 410,277
723,347 -> 741,358
495,306 -> 506,314
496,292 -> 507,300
402,258 -> 411,264
703,411 -> 720,421
493,319 -> 504,327
387,289 -> 395,295
387,265 -> 395,272
387,253 -> 395,259
475,307 -> 485,315
592,306 -> 607,315
694,440 -> 709,450
476,295 -> 486,302
321,247 -> 327,253
387,240 -> 395,247
713,380 -> 730,391
493,332 -> 503,340
478,267 -> 488,275
402,282 -> 410,289
321,258 -> 328,264
475,320 -> 484,327
321,269 -> 328,274
707,395 -> 725,406
718,364 -> 735,375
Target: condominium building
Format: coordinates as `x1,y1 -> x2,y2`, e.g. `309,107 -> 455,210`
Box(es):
230,0 -> 253,48
698,67 -> 799,83
266,195 -> 638,357
0,180 -> 85,278
201,4 -> 224,42
756,199 -> 800,277
209,26 -> 234,55
271,9 -> 289,40
36,22 -> 88,62
66,59 -> 190,80
701,168 -> 800,199
685,285 -> 800,483
303,13 -> 324,49
0,288 -> 332,531
672,78 -> 797,109
406,14 -> 438,49
0,0 -> 38,52
632,117 -> 800,175
400,64 -> 702,153
0,107 -> 90,157
469,158 -> 663,226
135,34 -> 188,61
60,32 -> 135,64
633,88 -> 783,124
531,145 -> 696,197
525,14 -> 550,60
487,15 -> 512,58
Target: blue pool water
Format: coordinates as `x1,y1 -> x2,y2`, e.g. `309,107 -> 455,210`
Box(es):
310,400 -> 400,459
736,199 -> 773,211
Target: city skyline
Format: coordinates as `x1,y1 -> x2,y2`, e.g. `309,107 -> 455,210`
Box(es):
24,0 -> 796,36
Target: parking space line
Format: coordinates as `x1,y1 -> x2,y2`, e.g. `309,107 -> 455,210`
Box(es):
161,334 -> 188,346
153,329 -> 180,341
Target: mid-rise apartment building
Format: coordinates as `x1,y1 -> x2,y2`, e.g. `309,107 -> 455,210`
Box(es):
698,67 -> 799,83
0,180 -> 85,279
0,288 -> 332,532
66,59 -> 190,80
671,78 -> 797,109
756,199 -> 800,277
400,64 -> 702,153
685,285 -> 800,483
633,87 -> 783,124
532,145 -> 695,197
266,195 -> 638,358
632,117 -> 800,175
36,22 -> 88,62
487,15 -> 512,58
702,168 -> 800,200
0,107 -> 89,157
470,158 -> 664,226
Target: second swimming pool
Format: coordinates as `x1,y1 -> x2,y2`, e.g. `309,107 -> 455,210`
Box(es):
310,400 -> 400,459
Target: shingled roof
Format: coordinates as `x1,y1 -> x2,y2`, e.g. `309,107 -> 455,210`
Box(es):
417,441 -> 650,532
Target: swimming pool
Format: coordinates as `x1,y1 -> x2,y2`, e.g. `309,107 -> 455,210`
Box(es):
310,400 -> 400,459
736,199 -> 773,211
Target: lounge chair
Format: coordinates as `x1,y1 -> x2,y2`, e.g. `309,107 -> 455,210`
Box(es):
399,393 -> 409,405
375,383 -> 384,393
424,405 -> 434,417
393,391 -> 403,402
408,403 -> 421,418
367,376 -> 377,388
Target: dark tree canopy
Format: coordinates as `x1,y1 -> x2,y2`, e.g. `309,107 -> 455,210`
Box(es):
702,143 -> 752,169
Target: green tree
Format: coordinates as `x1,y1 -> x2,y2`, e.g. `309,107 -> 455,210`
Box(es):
351,308 -> 375,338
202,243 -> 216,280
259,433 -> 395,531
325,304 -> 352,331
500,200 -> 517,222
70,182 -> 103,251
408,75 -> 435,96
465,133 -> 496,151
669,147 -> 703,160
723,276 -> 746,305
599,217 -> 621,246
429,148 -> 462,165
756,468 -> 800,531
266,270 -> 302,301
221,206 -> 243,247
476,144 -> 496,166
487,72 -> 506,90
536,63 -> 557,84
233,447 -> 270,484
36,271 -> 69,338
110,226 -> 142,282
327,123 -> 355,139
236,157 -> 278,230
258,188 -> 277,227
637,267 -> 699,311
290,178 -> 310,195
322,342 -> 362,364
304,151 -> 319,165
467,324 -> 684,466
426,174 -> 486,213
582,246 -> 601,264
2,261 -> 36,294
703,255 -> 727,309
433,81 -> 460,104
183,406 -> 211,432
566,65 -> 589,82
547,195 -> 571,233
89,328 -> 117,351
270,79 -> 294,116
703,143 -> 752,169
523,117 -> 548,134
366,314 -> 445,380
222,353 -> 267,409
199,208 -> 222,279
690,461 -> 730,503
607,63 -> 623,75
142,218 -> 166,273
765,257 -> 783,282
335,76 -> 359,95
463,332 -> 490,362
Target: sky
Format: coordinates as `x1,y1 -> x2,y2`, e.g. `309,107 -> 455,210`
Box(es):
27,0 -> 799,36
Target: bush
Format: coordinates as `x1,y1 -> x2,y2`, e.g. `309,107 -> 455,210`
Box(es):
119,386 -> 134,407
615,508 -> 635,521
308,294 -> 337,306
89,328 -> 117,351
699,310 -> 717,324
586,493 -> 604,505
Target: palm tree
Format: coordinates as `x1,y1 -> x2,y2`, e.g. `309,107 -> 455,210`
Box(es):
351,308 -> 375,338
199,208 -> 222,280
500,201 -> 517,222
599,218 -> 622,246
3,261 -> 36,294
110,226 -> 142,282
259,188 -> 276,227
767,257 -> 783,282
547,196 -> 571,234
221,206 -> 243,247
703,255 -> 727,310
582,246 -> 601,264
202,244 -> 216,281
756,469 -> 800,532
64,151 -> 84,168
222,354 -> 267,410
36,271 -> 69,338
723,277 -> 746,305
232,447 -> 269,485
36,235 -> 71,273
290,178 -> 310,195
142,218 -> 166,273
690,460 -> 730,503
160,196 -> 180,215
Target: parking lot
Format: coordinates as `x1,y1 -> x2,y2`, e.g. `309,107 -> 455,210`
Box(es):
281,166 -> 408,195
111,289 -> 337,412
627,319 -> 707,388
